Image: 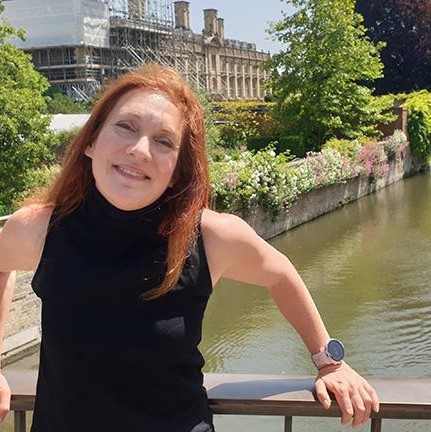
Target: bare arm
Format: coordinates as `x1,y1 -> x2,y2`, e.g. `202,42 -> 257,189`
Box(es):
0,206 -> 51,423
0,271 -> 14,422
202,210 -> 379,427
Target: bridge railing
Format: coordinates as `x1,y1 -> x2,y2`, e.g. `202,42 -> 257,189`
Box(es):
4,370 -> 431,431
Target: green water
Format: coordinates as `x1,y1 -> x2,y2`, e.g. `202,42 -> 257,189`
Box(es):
4,172 -> 431,431
200,171 -> 431,431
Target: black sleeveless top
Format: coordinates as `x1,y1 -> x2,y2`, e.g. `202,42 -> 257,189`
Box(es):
31,186 -> 214,432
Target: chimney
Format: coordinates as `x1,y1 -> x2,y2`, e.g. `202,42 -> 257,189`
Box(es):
174,1 -> 190,30
217,17 -> 224,39
203,9 -> 218,36
128,0 -> 145,20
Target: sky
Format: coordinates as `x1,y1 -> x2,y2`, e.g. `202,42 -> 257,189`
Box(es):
187,0 -> 295,54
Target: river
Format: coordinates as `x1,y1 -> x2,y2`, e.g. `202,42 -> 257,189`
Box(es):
4,172 -> 431,431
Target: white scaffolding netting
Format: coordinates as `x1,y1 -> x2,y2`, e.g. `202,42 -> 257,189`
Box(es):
3,0 -> 110,48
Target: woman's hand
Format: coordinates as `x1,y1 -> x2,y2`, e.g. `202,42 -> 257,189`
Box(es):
314,362 -> 379,428
0,372 -> 11,423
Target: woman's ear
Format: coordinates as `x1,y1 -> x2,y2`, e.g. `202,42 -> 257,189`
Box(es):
84,145 -> 94,158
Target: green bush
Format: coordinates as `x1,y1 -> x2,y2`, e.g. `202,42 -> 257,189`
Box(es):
45,90 -> 90,114
210,131 -> 408,215
403,91 -> 431,162
247,135 -> 306,158
323,138 -> 361,161
210,147 -> 296,215
48,129 -> 79,162
212,101 -> 277,149
382,130 -> 408,160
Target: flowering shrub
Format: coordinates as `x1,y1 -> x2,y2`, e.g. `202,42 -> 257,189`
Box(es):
322,138 -> 361,161
358,142 -> 390,181
293,149 -> 361,194
383,130 -> 408,160
210,132 -> 407,214
210,147 -> 297,214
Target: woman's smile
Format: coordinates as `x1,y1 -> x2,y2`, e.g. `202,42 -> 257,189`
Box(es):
114,164 -> 151,181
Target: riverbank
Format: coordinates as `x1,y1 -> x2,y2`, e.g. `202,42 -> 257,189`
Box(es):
244,145 -> 426,239
1,145 -> 427,366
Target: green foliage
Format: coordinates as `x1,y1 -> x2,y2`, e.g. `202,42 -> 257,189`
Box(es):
247,135 -> 306,158
213,101 -> 261,148
210,147 -> 296,215
48,129 -> 79,162
0,1 -> 55,214
212,102 -> 279,146
382,129 -> 408,160
45,89 -> 90,114
210,131 -> 405,214
323,137 -> 361,160
194,89 -> 221,160
268,0 -> 393,150
293,148 -> 361,193
12,165 -> 60,207
403,91 -> 431,162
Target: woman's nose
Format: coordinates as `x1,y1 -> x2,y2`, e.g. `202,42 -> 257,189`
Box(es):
126,135 -> 152,160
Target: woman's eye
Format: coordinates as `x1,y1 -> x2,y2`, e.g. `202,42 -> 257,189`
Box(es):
155,138 -> 174,149
116,122 -> 135,133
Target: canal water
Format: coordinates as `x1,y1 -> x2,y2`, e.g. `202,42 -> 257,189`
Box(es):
4,172 -> 431,431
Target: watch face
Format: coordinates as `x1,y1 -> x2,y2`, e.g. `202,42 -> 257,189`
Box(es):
327,339 -> 345,361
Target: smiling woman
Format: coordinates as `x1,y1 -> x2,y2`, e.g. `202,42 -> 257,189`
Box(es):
0,64 -> 379,432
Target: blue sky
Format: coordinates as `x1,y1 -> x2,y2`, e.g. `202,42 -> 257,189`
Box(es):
187,0 -> 295,54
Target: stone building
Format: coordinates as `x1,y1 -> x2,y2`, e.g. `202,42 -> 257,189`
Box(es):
3,0 -> 271,101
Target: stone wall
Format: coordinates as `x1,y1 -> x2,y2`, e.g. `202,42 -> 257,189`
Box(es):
2,272 -> 40,366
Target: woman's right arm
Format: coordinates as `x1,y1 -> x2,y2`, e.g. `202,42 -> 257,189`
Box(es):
0,271 -> 15,422
0,205 -> 52,423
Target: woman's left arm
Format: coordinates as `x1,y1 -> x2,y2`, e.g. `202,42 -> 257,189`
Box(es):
202,210 -> 379,428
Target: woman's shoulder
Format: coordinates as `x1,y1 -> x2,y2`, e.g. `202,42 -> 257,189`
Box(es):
5,204 -> 53,234
201,208 -> 258,244
200,209 -> 266,284
0,204 -> 54,271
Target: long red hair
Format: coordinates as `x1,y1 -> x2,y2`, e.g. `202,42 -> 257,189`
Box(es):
45,64 -> 209,299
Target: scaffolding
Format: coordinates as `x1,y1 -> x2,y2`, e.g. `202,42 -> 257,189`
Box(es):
3,0 -> 270,101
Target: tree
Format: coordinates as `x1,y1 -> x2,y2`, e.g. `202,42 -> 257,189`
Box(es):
0,0 -> 55,214
45,89 -> 91,114
356,0 -> 431,94
269,0 -> 392,150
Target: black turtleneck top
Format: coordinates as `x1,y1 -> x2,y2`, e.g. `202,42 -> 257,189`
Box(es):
31,186 -> 214,432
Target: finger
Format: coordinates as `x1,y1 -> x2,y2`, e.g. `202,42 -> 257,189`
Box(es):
365,383 -> 380,413
333,386 -> 354,425
350,392 -> 366,428
0,390 -> 11,424
359,387 -> 373,424
314,378 -> 332,409
0,402 -> 10,424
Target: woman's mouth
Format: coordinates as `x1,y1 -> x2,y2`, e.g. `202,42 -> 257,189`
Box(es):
114,165 -> 150,180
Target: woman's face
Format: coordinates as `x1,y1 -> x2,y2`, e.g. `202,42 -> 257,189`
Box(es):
85,88 -> 183,210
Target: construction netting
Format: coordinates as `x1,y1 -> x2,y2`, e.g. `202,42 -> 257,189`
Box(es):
3,0 -> 110,48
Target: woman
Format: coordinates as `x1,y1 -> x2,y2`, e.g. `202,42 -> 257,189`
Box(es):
0,64 -> 378,431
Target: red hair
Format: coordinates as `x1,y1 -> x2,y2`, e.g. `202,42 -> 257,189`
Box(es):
45,64 -> 209,299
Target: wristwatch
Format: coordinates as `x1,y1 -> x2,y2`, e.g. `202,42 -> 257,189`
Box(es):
312,338 -> 345,369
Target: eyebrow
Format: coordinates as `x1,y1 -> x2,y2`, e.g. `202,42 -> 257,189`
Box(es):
115,111 -> 180,139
